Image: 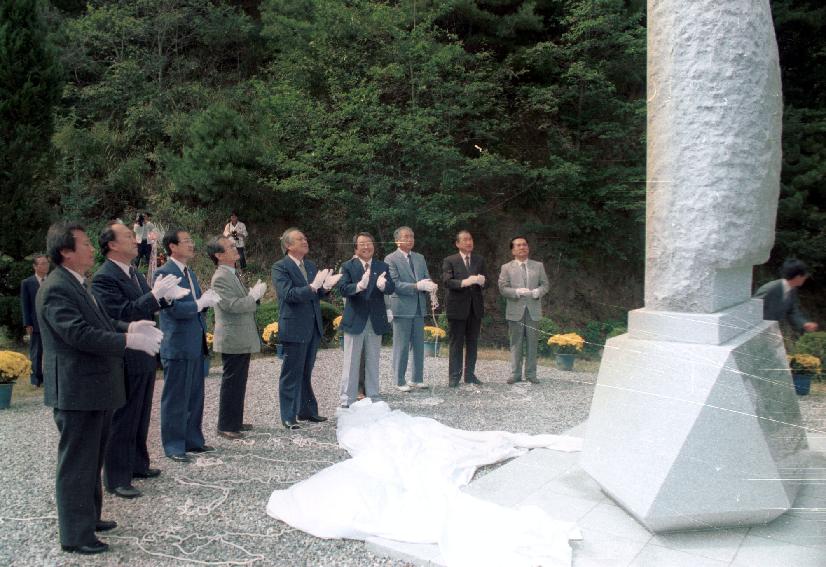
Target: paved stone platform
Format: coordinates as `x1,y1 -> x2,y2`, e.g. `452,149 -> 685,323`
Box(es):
368,423 -> 826,566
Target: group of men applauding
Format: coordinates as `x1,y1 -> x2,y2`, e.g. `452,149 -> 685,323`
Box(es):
35,220 -> 549,555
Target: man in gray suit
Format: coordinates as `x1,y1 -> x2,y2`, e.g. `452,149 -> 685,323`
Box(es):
498,236 -> 549,384
753,258 -> 818,334
208,236 -> 266,439
385,226 -> 438,391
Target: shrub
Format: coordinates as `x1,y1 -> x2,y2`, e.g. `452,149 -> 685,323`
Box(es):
605,325 -> 627,341
255,301 -> 280,332
320,300 -> 342,345
794,332 -> 826,363
537,317 -> 560,356
0,296 -> 23,341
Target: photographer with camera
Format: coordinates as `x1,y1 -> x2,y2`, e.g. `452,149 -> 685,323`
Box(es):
223,211 -> 248,270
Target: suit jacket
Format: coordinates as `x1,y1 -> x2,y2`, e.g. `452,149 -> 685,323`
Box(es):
20,275 -> 41,333
498,259 -> 550,321
211,265 -> 261,354
338,257 -> 396,335
92,259 -> 163,374
37,266 -> 128,411
384,249 -> 431,318
154,260 -> 207,360
442,253 -> 488,320
272,256 -> 325,343
754,279 -> 807,332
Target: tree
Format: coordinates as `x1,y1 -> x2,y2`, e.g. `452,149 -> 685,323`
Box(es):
0,0 -> 62,257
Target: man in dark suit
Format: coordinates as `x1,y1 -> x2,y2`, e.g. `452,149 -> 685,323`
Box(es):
93,222 -> 187,498
442,230 -> 488,387
272,228 -> 340,429
155,229 -> 221,462
38,222 -> 162,555
20,254 -> 49,386
338,232 -> 395,407
754,258 -> 818,334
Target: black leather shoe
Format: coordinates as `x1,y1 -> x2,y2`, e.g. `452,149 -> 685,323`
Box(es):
62,540 -> 109,554
108,485 -> 141,499
297,414 -> 327,423
282,420 -> 301,430
465,376 -> 483,385
167,453 -> 190,463
95,520 -> 117,532
133,468 -> 161,479
240,423 -> 253,431
448,379 -> 460,388
217,430 -> 244,439
187,445 -> 216,453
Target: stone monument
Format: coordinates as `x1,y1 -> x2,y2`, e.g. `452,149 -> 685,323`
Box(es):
581,0 -> 808,532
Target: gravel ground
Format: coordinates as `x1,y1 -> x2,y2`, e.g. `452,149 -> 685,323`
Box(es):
0,348 -> 597,566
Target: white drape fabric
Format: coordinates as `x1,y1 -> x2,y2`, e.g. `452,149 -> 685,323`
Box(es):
266,399 -> 583,567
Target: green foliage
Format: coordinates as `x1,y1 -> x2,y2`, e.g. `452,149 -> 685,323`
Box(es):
536,317 -> 560,357
605,325 -> 627,341
0,296 -> 23,340
0,0 -> 63,257
0,255 -> 35,295
319,300 -> 342,346
794,331 -> 826,363
255,301 -> 280,331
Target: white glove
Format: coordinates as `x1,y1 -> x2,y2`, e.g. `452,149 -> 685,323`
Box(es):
461,277 -> 475,288
167,285 -> 191,301
248,280 -> 267,301
356,266 -> 371,291
127,320 -> 157,333
151,274 -> 181,302
376,272 -> 387,291
516,288 -> 531,297
416,279 -> 437,292
476,275 -> 486,287
125,324 -> 163,356
310,268 -> 331,291
323,272 -> 342,290
195,288 -> 221,311
386,309 -> 394,323
531,289 -> 541,299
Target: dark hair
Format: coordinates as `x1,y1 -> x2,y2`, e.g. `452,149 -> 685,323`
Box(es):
230,211 -> 238,218
162,228 -> 186,255
98,226 -> 118,257
455,230 -> 472,243
352,232 -> 374,250
32,254 -> 48,266
206,236 -> 227,265
46,222 -> 85,266
136,213 -> 145,227
782,259 -> 809,280
509,235 -> 529,250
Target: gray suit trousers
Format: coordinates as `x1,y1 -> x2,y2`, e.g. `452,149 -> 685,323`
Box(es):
341,319 -> 381,406
508,310 -> 539,381
392,316 -> 425,386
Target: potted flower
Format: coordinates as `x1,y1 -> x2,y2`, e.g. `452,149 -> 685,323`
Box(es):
547,333 -> 585,371
333,315 -> 344,349
262,322 -> 283,359
0,351 -> 31,410
423,326 -> 446,357
787,353 -> 820,396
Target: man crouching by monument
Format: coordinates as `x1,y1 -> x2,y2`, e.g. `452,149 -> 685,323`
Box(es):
208,236 -> 267,439
38,222 -> 162,555
754,258 -> 818,335
272,228 -> 341,429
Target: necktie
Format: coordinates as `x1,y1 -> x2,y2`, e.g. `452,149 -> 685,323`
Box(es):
129,267 -> 143,291
364,261 -> 369,272
465,255 -> 471,272
407,254 -> 415,278
184,267 -> 200,299
298,261 -> 308,282
521,262 -> 528,287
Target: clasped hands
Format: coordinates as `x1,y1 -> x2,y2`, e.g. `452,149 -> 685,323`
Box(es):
248,279 -> 267,301
125,320 -> 163,356
460,275 -> 486,288
416,278 -> 438,293
516,288 -> 540,299
151,274 -> 190,302
310,269 -> 343,292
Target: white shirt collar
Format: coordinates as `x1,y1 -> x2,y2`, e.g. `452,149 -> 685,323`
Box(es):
461,252 -> 471,262
287,254 -> 304,267
64,266 -> 85,285
782,279 -> 792,294
109,258 -> 133,278
170,256 -> 188,273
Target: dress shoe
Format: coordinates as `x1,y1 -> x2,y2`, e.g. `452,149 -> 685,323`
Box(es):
526,377 -> 540,384
397,384 -> 412,392
413,382 -> 429,389
61,540 -> 109,555
240,423 -> 253,431
217,429 -> 244,440
108,485 -> 142,499
187,445 -> 216,453
95,520 -> 117,532
465,376 -> 483,385
282,420 -> 301,430
297,414 -> 327,423
133,468 -> 161,479
167,453 -> 190,463
448,379 -> 460,388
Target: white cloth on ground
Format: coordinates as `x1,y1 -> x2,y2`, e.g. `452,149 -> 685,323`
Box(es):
266,399 -> 582,567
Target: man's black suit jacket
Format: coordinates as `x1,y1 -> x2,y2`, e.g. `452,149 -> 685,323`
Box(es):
92,259 -> 162,375
442,253 -> 488,320
20,275 -> 41,333
37,266 -> 128,411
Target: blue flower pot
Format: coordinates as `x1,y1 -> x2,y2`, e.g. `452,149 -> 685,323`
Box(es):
555,354 -> 575,371
793,373 -> 812,395
0,383 -> 13,409
424,341 -> 441,358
